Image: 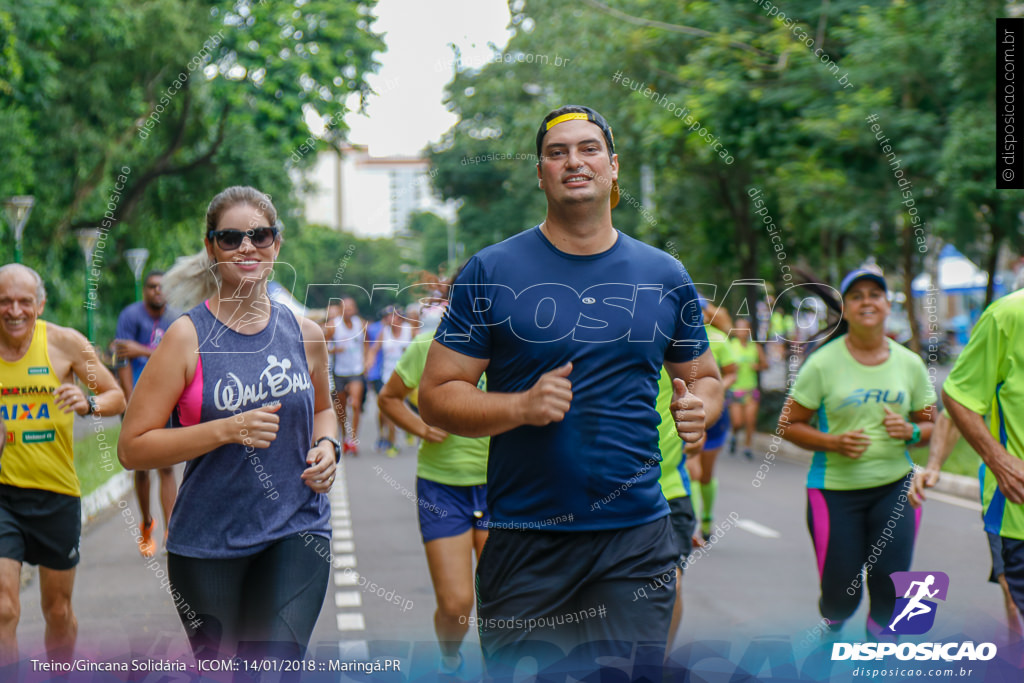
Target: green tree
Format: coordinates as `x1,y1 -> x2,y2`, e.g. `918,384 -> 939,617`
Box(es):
0,0 -> 383,342
429,0 -> 1020,340
405,210 -> 453,274
281,224 -> 417,317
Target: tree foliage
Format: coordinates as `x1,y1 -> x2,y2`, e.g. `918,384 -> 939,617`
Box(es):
430,0 -> 1023,328
0,0 -> 383,341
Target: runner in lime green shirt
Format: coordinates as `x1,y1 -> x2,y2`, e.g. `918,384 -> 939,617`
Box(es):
779,268 -> 935,639
659,299 -> 737,650
691,320 -> 738,539
379,324 -> 488,674
393,331 -> 487,487
728,318 -> 767,460
788,331 -> 934,490
942,288 -> 1024,614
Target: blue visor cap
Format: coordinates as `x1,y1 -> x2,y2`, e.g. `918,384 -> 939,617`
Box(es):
840,269 -> 888,297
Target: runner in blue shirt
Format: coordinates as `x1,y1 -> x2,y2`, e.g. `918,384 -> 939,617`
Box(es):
114,270 -> 179,557
420,105 -> 723,677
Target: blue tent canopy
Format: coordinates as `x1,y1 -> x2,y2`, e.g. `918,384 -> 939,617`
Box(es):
911,245 -> 1004,297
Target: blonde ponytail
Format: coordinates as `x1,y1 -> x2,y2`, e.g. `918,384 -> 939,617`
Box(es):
163,249 -> 219,312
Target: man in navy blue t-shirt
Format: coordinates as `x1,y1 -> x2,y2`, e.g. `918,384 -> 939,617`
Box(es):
113,270 -> 178,558
421,105 -> 723,675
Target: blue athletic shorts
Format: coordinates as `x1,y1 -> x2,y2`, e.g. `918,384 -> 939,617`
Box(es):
988,531 -> 1005,583
704,409 -> 731,451
1001,537 -> 1024,615
668,496 -> 696,570
416,477 -> 489,543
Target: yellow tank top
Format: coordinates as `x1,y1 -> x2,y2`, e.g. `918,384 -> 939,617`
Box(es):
0,321 -> 78,496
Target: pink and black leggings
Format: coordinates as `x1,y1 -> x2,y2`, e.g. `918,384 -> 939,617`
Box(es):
806,473 -> 921,637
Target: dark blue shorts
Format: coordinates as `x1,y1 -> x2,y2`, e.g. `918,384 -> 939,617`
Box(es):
1000,536 -> 1024,614
668,496 -> 696,570
416,477 -> 488,543
988,531 -> 1005,583
704,409 -> 731,451
475,515 -> 677,679
0,484 -> 81,570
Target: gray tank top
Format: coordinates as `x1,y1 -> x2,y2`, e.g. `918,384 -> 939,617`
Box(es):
167,299 -> 330,558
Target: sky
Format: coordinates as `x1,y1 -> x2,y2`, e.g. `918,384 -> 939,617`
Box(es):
339,1 -> 514,158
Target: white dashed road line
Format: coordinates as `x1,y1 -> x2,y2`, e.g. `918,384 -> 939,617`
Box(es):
330,459 -> 368,655
735,518 -> 782,539
334,570 -> 360,586
335,591 -> 363,608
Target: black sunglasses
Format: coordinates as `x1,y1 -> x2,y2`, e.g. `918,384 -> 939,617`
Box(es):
206,226 -> 280,250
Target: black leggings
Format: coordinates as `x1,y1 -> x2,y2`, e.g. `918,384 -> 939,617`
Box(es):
806,473 -> 920,637
168,534 -> 331,660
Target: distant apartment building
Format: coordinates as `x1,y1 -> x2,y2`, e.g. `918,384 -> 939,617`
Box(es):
297,145 -> 456,238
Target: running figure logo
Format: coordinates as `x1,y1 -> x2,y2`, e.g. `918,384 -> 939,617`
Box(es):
885,571 -> 950,635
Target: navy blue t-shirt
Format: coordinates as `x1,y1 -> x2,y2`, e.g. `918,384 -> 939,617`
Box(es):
114,302 -> 178,386
434,226 -> 708,531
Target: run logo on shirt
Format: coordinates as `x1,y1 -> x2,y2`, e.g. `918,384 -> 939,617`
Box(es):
836,388 -> 905,411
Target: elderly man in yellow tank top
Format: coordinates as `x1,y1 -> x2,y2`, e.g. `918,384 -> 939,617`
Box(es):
0,263 -> 125,665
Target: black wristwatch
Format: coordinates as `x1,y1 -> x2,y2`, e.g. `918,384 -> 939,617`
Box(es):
314,436 -> 342,463
86,396 -> 99,416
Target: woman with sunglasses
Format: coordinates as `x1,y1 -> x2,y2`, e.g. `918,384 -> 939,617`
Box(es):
118,186 -> 337,661
778,268 -> 935,640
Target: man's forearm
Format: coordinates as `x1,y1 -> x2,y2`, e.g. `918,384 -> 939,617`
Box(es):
692,376 -> 724,426
926,413 -> 959,470
117,366 -> 134,403
943,390 -> 1005,468
93,388 -> 127,417
420,381 -> 525,438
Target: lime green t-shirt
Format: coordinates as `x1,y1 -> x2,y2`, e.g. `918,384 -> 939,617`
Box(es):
657,325 -> 731,500
656,369 -> 688,500
944,290 -> 1024,540
730,338 -> 760,391
394,331 -> 488,486
789,335 -> 936,490
708,325 -> 735,369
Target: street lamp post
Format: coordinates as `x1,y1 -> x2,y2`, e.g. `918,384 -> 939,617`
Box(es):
3,196 -> 35,264
125,248 -> 150,301
76,228 -> 100,344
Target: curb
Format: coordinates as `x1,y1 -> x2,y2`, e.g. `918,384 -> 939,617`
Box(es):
81,470 -> 133,524
748,432 -> 981,502
926,471 -> 980,501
